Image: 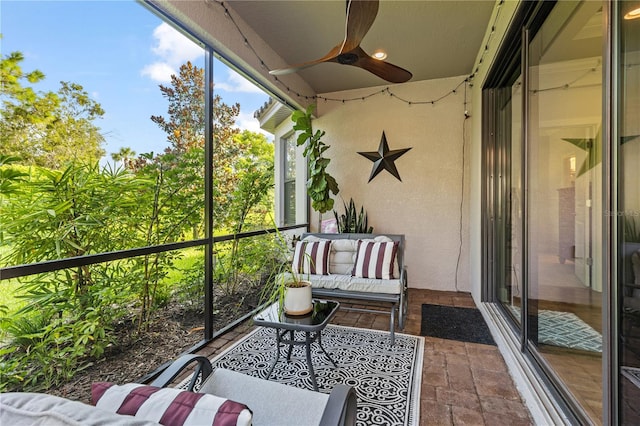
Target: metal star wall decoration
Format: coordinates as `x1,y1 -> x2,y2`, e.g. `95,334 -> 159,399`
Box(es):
358,131 -> 412,182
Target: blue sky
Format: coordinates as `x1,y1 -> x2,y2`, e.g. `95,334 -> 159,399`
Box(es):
1,0 -> 271,161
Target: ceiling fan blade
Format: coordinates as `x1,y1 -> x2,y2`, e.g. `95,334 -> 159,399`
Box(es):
346,47 -> 412,83
341,0 -> 379,53
269,44 -> 342,76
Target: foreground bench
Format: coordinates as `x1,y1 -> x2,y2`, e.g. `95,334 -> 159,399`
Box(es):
0,355 -> 357,426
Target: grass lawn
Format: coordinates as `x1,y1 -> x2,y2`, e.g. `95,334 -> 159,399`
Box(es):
0,278 -> 28,314
165,247 -> 203,284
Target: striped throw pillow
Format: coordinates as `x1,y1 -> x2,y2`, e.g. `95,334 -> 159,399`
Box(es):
92,382 -> 252,426
292,240 -> 331,275
352,240 -> 399,280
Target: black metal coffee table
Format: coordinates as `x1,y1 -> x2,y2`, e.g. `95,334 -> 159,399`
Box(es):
253,299 -> 340,391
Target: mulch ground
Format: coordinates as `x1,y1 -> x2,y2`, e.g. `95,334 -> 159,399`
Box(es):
45,288 -> 261,404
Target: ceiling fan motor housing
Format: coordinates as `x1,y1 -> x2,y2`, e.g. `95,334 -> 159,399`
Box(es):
337,53 -> 359,65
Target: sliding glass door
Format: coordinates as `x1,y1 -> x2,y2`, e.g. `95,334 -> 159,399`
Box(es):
526,2 -> 604,421
484,1 -> 607,423
618,1 -> 640,423
484,0 -> 640,422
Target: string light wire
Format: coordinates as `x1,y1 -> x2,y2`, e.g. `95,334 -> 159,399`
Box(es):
212,1 -> 605,111
454,81 -> 469,291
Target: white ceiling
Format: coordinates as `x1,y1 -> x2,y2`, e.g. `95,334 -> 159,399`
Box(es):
226,0 -> 496,94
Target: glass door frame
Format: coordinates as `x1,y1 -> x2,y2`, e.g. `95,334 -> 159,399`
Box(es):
481,0 -> 618,423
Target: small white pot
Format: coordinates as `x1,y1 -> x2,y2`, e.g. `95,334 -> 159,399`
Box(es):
284,281 -> 313,315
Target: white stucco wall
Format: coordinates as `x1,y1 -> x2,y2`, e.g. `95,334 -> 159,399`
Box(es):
309,77 -> 472,291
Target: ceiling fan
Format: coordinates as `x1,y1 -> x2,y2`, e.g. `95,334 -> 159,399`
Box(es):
269,0 -> 412,83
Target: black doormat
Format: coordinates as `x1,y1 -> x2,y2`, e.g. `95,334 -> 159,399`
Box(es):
421,304 -> 496,345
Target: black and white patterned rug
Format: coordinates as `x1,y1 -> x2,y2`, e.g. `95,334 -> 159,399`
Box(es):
203,325 -> 423,426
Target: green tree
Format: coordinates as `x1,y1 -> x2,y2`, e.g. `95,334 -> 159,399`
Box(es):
0,50 -> 105,168
146,63 -> 276,296
147,61 -> 245,231
110,147 -> 136,169
0,55 -> 277,390
128,150 -> 203,328
150,61 -> 207,154
221,130 -> 275,228
222,131 -> 274,292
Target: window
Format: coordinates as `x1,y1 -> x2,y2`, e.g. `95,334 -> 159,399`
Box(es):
282,134 -> 296,226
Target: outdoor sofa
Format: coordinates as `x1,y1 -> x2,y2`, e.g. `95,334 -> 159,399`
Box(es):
282,232 -> 408,344
0,354 -> 357,426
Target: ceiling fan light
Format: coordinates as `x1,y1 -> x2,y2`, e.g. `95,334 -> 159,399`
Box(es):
372,50 -> 387,60
624,6 -> 640,20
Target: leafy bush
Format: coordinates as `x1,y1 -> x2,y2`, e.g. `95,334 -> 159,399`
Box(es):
0,55 -> 275,394
0,307 -> 110,391
173,257 -> 205,310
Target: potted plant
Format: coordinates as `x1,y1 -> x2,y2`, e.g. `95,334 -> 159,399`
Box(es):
260,227 -> 313,316
333,197 -> 374,233
291,105 -> 339,223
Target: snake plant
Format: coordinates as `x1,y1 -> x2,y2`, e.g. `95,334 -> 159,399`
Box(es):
334,198 -> 373,233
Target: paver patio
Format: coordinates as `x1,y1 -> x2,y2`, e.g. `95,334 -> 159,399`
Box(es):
192,289 -> 533,426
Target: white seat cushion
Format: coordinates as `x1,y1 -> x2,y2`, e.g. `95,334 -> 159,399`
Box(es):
280,272 -> 402,295
199,369 -> 329,426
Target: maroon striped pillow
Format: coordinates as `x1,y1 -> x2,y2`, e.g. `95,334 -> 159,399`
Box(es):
92,382 -> 252,426
352,240 -> 399,279
291,240 -> 331,275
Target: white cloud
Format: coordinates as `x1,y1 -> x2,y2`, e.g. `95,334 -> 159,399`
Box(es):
142,23 -> 203,83
141,62 -> 176,83
216,70 -> 263,94
235,110 -> 269,137
151,23 -> 202,63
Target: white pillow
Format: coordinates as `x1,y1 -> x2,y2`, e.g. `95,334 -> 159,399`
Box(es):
352,240 -> 399,280
291,240 -> 331,275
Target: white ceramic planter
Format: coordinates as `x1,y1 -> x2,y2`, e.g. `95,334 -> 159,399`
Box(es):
283,281 -> 313,315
